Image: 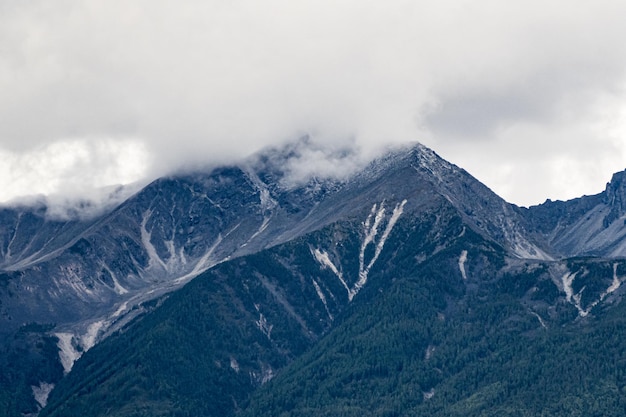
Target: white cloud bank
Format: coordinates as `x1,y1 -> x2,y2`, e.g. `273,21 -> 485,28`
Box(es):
2,0 -> 626,207
0,139 -> 148,202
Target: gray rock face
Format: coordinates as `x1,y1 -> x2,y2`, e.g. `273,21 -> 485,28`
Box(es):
522,169 -> 626,257
603,169 -> 626,227
1,167 -> 267,333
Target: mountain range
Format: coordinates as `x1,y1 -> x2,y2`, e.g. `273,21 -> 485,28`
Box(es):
2,141 -> 626,416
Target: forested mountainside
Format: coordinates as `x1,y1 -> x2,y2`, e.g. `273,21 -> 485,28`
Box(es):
3,142 -> 626,416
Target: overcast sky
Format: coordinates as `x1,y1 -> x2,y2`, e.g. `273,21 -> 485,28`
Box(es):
2,0 -> 626,208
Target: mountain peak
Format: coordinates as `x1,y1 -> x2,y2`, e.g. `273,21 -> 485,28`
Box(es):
603,169 -> 626,227
605,169 -> 626,201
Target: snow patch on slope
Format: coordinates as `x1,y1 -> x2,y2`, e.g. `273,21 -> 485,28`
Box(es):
140,209 -> 167,271
256,313 -> 273,339
530,311 -> 547,329
458,250 -> 468,280
140,209 -> 197,275
230,357 -> 240,373
561,264 -> 623,317
55,319 -> 107,374
312,199 -> 407,302
312,279 -> 333,320
81,320 -> 105,351
605,263 -> 622,296
31,382 -> 54,408
425,345 -> 436,360
243,167 -> 278,213
561,271 -> 588,317
102,262 -> 128,294
242,166 -> 278,245
423,388 -> 435,400
173,234 -> 224,284
112,301 -> 129,318
3,212 -> 22,261
244,216 -> 272,247
55,333 -> 81,374
312,248 -> 349,294
354,200 -> 407,299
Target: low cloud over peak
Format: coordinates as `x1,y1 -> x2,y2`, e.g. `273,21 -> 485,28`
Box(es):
2,0 -> 626,207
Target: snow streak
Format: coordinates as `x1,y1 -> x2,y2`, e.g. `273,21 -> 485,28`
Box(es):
241,166 -> 277,245
112,301 -> 129,318
312,279 -> 333,320
102,262 -> 128,294
55,319 -> 108,374
81,320 -> 105,351
458,250 -> 468,280
606,263 -> 622,296
425,345 -> 436,360
312,199 -> 407,302
423,389 -> 435,400
354,200 -> 407,300
312,248 -> 349,294
244,216 -> 272,246
256,313 -> 273,339
140,209 -> 167,271
55,333 -> 81,374
230,357 -> 240,373
561,271 -> 589,317
31,382 -> 54,408
173,234 -> 223,284
530,311 -> 547,329
140,209 -> 198,275
561,263 -> 623,317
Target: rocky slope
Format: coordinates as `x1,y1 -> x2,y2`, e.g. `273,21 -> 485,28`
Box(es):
522,169 -> 626,257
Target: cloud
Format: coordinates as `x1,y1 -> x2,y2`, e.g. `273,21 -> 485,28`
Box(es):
0,139 -> 149,204
13,183 -> 144,221
1,0 -> 626,207
247,137 -> 380,189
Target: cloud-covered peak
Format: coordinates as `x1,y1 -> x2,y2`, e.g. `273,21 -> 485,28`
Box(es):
2,1 -> 626,206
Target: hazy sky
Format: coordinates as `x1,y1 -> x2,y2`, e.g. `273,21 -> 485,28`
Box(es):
2,0 -> 626,208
